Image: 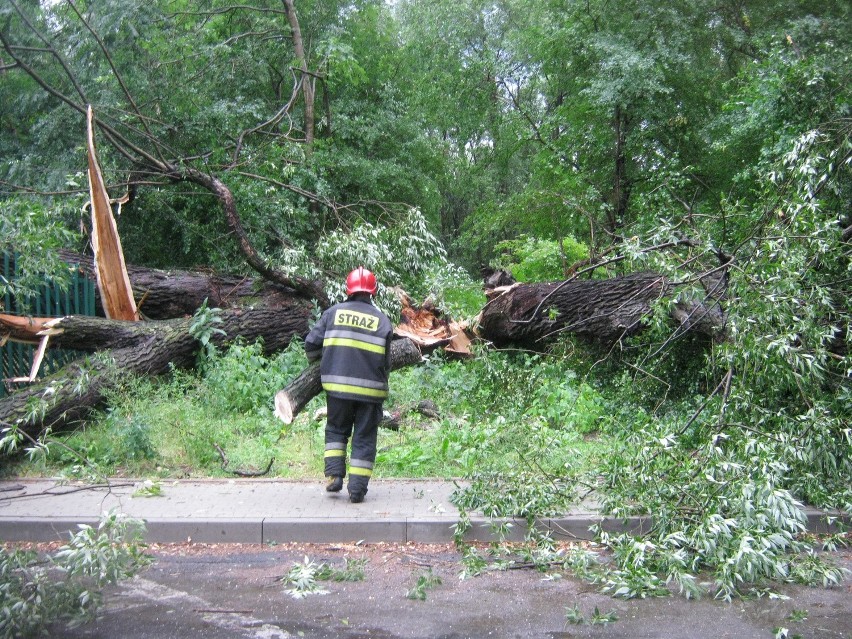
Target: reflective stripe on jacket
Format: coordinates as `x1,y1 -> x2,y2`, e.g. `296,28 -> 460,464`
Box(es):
304,299 -> 393,403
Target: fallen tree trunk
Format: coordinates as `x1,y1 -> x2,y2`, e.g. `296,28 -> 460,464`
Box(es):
57,249 -> 304,319
0,306 -> 311,443
274,337 -> 423,424
1,260 -> 727,446
477,272 -> 726,346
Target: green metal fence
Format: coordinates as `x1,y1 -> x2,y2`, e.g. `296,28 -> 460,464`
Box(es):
1,253 -> 97,398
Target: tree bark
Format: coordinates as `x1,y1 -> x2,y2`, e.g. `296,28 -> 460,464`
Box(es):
282,0 -> 315,150
0,307 -> 311,442
58,250 -> 309,320
476,272 -> 726,347
607,105 -> 632,234
273,338 -> 423,424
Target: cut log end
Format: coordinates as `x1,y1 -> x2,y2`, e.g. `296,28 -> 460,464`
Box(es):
274,390 -> 295,424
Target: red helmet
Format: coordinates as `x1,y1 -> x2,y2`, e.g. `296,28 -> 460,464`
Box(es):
345,267 -> 378,296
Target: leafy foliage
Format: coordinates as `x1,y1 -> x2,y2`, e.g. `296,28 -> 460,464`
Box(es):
281,556 -> 330,599
0,511 -> 150,638
188,299 -> 227,366
405,568 -> 442,601
313,207 -> 448,312
0,199 -> 82,307
314,557 -> 368,583
1,0 -> 850,609
494,235 -> 589,283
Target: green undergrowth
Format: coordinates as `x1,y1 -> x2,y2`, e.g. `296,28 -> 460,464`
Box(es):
5,338 -> 616,483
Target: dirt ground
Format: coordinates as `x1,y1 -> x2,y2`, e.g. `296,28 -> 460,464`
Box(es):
14,541 -> 852,638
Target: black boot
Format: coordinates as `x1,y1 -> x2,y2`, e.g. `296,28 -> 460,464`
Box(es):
348,476 -> 369,503
325,476 -> 343,492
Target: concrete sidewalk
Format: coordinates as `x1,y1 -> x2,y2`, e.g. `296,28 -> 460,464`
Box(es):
0,478 -> 840,545
0,478 -> 628,544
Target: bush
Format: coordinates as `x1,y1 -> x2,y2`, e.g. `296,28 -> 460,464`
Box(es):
203,338 -> 308,415
494,235 -> 589,282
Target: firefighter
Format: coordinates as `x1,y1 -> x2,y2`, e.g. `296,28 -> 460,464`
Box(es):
303,267 -> 393,503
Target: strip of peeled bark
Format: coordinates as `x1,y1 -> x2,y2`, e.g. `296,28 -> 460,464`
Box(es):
477,272 -> 725,346
0,306 -> 311,443
273,337 -> 423,424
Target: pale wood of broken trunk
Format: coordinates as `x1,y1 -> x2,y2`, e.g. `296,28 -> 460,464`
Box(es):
87,105 -> 139,321
0,314 -> 53,343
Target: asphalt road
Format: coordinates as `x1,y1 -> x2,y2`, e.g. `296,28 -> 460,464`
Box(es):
46,542 -> 852,639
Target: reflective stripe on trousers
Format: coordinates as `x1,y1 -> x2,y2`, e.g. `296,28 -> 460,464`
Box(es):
324,397 -> 382,480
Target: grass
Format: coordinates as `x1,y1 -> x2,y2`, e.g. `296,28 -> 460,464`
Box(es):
4,339 -> 616,485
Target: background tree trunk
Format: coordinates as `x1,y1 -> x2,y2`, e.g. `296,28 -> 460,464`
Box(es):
282,0 -> 315,149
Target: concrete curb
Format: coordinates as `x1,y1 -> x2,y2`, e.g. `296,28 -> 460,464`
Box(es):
0,515 -> 646,544
0,479 -> 846,545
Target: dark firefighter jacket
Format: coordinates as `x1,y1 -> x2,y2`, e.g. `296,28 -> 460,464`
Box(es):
303,299 -> 393,403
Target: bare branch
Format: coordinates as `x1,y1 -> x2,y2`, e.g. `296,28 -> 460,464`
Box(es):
182,166 -> 329,306
166,5 -> 287,18
0,30 -> 172,171
232,68 -> 303,164
222,28 -> 280,45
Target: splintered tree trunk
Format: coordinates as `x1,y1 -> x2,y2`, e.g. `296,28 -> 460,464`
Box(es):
87,106 -> 139,321
477,272 -> 725,346
274,337 -> 423,424
0,306 -> 311,442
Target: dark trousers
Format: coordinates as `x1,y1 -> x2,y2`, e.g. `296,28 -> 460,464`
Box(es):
324,396 -> 382,493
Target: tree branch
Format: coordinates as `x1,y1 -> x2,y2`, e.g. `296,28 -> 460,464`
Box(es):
8,0 -> 88,102
65,0 -> 167,165
182,167 -> 330,306
233,69 -> 303,164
